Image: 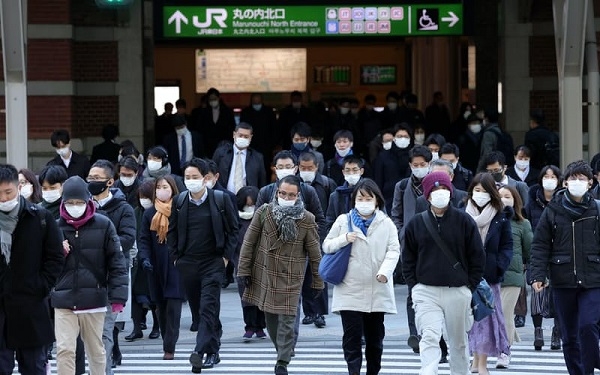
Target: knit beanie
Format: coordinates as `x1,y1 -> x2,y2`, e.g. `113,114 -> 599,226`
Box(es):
422,171 -> 453,199
62,176 -> 91,202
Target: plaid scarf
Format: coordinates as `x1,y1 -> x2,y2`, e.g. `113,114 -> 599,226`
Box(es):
350,208 -> 375,235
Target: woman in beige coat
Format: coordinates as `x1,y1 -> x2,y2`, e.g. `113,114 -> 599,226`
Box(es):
237,175 -> 323,375
323,178 -> 400,375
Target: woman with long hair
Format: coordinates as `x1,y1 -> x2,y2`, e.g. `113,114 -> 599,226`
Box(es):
138,176 -> 185,360
496,185 -> 533,368
465,173 -> 513,375
18,168 -> 42,203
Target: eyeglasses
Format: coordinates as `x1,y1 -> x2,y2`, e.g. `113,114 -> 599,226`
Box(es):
486,168 -> 504,174
277,191 -> 298,199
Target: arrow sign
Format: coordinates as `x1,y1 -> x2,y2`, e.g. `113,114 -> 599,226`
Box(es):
168,10 -> 189,34
441,11 -> 459,27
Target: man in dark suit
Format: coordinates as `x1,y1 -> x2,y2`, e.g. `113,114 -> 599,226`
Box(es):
277,91 -> 311,150
46,129 -> 91,180
163,115 -> 204,176
197,88 -> 237,158
240,93 -> 277,176
212,122 -> 267,192
90,124 -> 121,164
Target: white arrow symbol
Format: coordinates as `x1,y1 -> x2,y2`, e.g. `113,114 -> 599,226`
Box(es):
441,11 -> 459,27
168,10 -> 189,34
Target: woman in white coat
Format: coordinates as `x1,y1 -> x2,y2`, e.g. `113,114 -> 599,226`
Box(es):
323,178 -> 400,375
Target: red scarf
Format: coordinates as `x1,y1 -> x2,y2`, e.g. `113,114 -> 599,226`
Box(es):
59,200 -> 96,229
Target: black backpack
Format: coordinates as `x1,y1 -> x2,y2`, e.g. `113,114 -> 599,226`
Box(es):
487,126 -> 515,165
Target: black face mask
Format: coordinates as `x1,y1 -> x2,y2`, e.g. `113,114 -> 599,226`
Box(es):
88,180 -> 109,196
491,172 -> 504,183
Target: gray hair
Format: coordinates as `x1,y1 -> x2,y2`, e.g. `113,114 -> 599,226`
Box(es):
430,159 -> 454,177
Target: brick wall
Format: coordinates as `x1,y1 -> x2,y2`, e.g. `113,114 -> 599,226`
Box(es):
73,42 -> 118,81
0,96 -> 73,138
28,40 -> 73,81
72,96 -> 119,137
29,0 -> 70,24
529,36 -> 557,77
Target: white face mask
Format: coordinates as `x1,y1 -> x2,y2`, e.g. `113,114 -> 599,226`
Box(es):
431,152 -> 439,161
239,209 -> 255,220
65,203 -> 86,218
119,176 -> 136,187
414,134 -> 425,143
501,197 -> 514,207
42,189 -> 62,203
175,127 -> 187,136
278,197 -> 296,207
411,167 -> 429,179
292,102 -> 302,109
275,169 -> 296,180
429,189 -> 451,209
451,162 -> 458,170
299,171 -> 316,183
310,140 -> 322,149
336,147 -> 351,157
139,198 -> 153,210
387,102 -> 398,111
56,146 -> 70,158
0,196 -> 18,213
469,124 -> 482,134
185,179 -> 205,194
147,160 -> 162,172
463,110 -> 472,119
205,179 -> 215,189
252,104 -> 262,111
20,184 -> 33,199
542,178 -> 558,191
394,137 -> 410,149
344,174 -> 361,186
382,141 -> 392,150
355,201 -> 376,216
235,137 -> 251,149
567,180 -> 589,197
339,107 -> 350,115
472,191 -> 491,207
209,100 -> 219,108
515,160 -> 529,170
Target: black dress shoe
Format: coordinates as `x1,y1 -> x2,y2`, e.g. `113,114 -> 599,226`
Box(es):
149,327 -> 160,339
113,353 -> 122,366
140,322 -> 147,330
190,322 -> 199,332
124,331 -> 143,341
191,366 -> 202,374
202,353 -> 220,368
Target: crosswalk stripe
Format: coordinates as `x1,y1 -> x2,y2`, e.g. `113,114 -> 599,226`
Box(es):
25,343 -> 570,374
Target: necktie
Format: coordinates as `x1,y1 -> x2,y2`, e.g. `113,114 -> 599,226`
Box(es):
180,135 -> 187,168
234,151 -> 244,193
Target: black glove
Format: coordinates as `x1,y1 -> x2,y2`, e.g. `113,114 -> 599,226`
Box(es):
312,288 -> 322,299
142,259 -> 153,272
239,276 -> 251,287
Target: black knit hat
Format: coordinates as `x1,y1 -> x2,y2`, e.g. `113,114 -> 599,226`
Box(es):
62,176 -> 91,202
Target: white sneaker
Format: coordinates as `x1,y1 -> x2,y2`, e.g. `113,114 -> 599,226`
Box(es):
496,353 -> 510,369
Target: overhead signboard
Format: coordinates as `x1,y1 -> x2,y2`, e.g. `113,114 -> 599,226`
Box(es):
161,4 -> 463,39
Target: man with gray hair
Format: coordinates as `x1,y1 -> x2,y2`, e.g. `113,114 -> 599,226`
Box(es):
414,159 -> 468,213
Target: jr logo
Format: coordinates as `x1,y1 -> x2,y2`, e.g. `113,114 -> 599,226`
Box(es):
193,9 -> 228,28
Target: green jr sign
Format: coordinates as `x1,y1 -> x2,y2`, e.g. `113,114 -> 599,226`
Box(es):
162,4 -> 463,38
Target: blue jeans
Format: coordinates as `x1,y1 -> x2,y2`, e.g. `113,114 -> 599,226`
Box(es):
553,287 -> 600,375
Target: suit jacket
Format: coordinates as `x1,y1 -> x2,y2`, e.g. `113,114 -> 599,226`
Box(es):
212,144 -> 267,189
505,176 -> 530,207
47,151 -> 90,180
90,141 -> 121,164
506,167 -> 540,188
163,131 -> 204,176
197,105 -> 237,157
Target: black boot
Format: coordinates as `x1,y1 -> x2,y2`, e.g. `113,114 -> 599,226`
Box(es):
149,308 -> 160,339
550,326 -> 561,350
112,327 -> 122,367
534,327 -> 544,351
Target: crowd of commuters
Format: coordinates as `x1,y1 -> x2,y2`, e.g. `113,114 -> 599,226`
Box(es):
1,86 -> 597,375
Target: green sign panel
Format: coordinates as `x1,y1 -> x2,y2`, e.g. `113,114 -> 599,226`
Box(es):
162,4 -> 463,38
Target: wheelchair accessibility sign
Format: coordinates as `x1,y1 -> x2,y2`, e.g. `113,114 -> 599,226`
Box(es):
418,8 -> 439,31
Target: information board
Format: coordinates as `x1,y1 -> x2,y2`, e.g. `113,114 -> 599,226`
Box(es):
195,48 -> 307,93
162,4 -> 463,39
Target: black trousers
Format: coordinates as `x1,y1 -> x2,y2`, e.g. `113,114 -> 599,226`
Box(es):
0,345 -> 46,375
180,259 -> 223,355
242,306 -> 266,332
301,262 -> 328,316
156,299 -> 183,353
340,310 -> 385,375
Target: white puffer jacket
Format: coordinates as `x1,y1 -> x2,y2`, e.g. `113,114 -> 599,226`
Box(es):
323,210 -> 400,314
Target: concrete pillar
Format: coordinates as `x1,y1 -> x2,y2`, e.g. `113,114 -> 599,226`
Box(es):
116,1 -> 144,149
501,0 -> 533,145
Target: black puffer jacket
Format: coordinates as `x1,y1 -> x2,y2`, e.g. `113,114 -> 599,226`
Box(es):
52,212 -> 128,310
96,188 -> 136,261
531,190 -> 600,288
